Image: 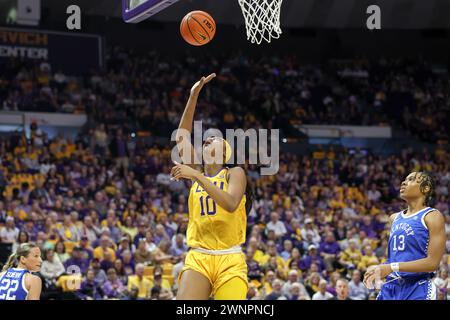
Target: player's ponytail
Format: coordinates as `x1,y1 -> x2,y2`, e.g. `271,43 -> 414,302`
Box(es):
2,253 -> 18,272
1,243 -> 38,272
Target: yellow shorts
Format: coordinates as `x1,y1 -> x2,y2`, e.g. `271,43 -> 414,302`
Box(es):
179,250 -> 248,296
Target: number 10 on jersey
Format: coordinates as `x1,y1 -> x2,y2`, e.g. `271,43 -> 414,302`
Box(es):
199,196 -> 217,216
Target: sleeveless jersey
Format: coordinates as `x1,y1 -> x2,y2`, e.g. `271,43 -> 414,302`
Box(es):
387,207 -> 437,279
187,168 -> 247,250
0,268 -> 29,300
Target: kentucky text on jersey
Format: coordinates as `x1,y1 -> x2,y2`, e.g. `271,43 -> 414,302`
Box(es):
391,222 -> 415,236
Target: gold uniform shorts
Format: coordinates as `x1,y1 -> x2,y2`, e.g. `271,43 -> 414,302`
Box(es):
179,249 -> 248,296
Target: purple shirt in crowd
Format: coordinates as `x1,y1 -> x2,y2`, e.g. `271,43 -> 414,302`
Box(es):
319,241 -> 341,255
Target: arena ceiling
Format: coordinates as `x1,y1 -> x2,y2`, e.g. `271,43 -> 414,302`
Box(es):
46,0 -> 450,29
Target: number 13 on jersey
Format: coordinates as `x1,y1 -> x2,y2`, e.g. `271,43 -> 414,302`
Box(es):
392,235 -> 405,251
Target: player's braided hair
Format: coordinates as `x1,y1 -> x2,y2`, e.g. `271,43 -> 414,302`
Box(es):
418,171 -> 436,207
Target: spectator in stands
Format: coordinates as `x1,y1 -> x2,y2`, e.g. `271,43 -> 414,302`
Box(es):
144,230 -> 157,253
312,279 -> 334,300
319,232 -> 341,272
94,235 -> 116,262
282,269 -> 310,300
127,263 -> 152,300
261,241 -> 285,274
121,216 -> 138,241
153,239 -> 175,264
91,258 -> 108,286
329,278 -> 352,300
79,236 -> 94,262
64,247 -> 90,275
133,222 -> 148,247
55,241 -> 70,264
287,247 -> 302,270
114,259 -> 129,285
150,266 -> 172,294
103,210 -> 122,244
78,268 -> 104,300
134,238 -> 153,265
171,233 -> 188,258
40,248 -> 65,292
11,230 -> 29,254
58,215 -> 80,242
358,244 -> 380,273
300,245 -> 325,273
246,248 -> 262,281
265,212 -> 287,240
339,238 -> 362,271
109,128 -> 129,174
305,272 -> 322,297
265,279 -> 285,300
100,250 -> 116,272
348,270 -> 368,300
103,268 -> 126,299
280,240 -> 293,261
1,216 -> 19,244
327,271 -> 341,297
153,224 -> 170,245
301,218 -> 321,244
116,235 -> 135,258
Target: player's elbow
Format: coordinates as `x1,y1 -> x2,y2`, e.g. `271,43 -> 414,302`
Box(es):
427,259 -> 441,272
224,203 -> 238,212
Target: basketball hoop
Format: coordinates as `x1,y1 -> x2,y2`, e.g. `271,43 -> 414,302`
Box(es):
238,0 -> 283,45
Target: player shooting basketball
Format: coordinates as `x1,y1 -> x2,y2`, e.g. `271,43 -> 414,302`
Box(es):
171,74 -> 251,300
364,172 -> 445,300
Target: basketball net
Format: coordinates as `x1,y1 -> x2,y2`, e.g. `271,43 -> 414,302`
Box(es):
238,0 -> 283,45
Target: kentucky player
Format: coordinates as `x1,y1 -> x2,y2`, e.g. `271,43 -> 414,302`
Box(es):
0,243 -> 42,300
364,172 -> 446,300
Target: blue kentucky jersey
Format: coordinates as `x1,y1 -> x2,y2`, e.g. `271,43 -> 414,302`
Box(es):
387,207 -> 436,280
0,268 -> 29,300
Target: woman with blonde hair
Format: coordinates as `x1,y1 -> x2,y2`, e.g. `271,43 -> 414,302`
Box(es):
0,243 -> 42,300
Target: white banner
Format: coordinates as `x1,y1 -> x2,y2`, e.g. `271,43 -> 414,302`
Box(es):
0,111 -> 87,127
295,125 -> 392,138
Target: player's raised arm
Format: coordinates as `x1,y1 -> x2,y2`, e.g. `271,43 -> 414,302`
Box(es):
176,73 -> 216,166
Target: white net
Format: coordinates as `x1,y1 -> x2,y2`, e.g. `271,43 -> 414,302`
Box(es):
238,0 -> 283,45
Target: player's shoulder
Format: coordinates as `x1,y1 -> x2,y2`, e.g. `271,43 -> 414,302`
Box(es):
25,273 -> 42,287
423,208 -> 444,225
389,211 -> 402,223
227,166 -> 245,175
226,166 -> 246,182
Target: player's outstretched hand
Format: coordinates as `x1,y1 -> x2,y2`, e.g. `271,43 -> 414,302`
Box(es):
363,265 -> 378,289
190,73 -> 216,97
364,264 -> 391,290
171,161 -> 200,181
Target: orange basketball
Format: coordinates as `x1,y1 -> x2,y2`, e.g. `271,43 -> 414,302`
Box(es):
180,11 -> 216,46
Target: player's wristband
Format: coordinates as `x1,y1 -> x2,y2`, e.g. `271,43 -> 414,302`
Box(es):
390,262 -> 400,273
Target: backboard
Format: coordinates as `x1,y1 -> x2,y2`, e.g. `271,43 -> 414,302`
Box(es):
122,0 -> 181,23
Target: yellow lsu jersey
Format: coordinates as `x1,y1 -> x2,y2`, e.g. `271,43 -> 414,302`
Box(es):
187,168 -> 247,250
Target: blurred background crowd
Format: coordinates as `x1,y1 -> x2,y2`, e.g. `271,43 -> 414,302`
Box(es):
0,49 -> 449,300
